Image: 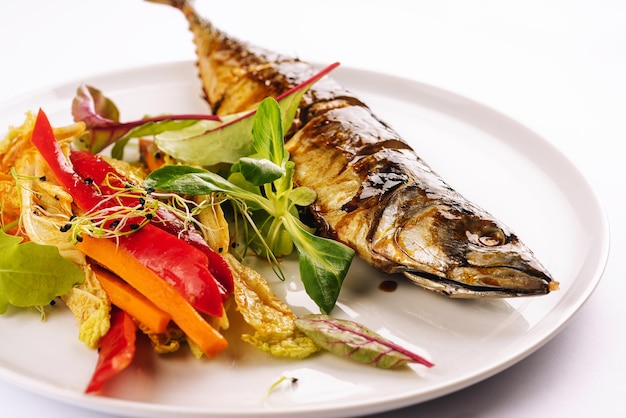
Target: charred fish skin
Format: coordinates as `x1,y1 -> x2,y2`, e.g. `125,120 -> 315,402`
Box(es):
287,103 -> 556,298
148,0 -> 557,298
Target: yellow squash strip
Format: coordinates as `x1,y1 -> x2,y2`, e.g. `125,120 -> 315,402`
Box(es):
93,265 -> 172,335
77,235 -> 228,358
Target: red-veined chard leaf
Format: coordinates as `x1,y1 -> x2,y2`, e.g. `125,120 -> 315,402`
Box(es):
153,62 -> 340,166
0,231 -> 84,314
295,314 -> 434,369
71,84 -> 219,156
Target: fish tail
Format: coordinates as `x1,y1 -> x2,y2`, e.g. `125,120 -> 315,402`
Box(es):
147,0 -> 307,116
146,0 -> 214,35
146,0 -> 227,109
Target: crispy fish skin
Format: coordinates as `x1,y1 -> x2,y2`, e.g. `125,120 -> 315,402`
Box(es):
150,0 -> 557,297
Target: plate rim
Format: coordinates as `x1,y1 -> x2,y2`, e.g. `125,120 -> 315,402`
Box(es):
0,60 -> 610,418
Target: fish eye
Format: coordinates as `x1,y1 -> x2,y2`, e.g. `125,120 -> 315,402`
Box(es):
465,220 -> 506,247
478,230 -> 505,246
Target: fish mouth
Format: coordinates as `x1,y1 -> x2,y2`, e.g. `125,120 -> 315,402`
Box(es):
403,266 -> 558,298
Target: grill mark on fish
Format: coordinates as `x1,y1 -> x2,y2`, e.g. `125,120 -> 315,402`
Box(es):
148,0 -> 558,298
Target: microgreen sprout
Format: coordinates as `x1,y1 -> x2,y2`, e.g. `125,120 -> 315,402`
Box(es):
55,177 -> 229,248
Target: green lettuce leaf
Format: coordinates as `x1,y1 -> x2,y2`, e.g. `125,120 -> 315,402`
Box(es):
0,231 -> 84,314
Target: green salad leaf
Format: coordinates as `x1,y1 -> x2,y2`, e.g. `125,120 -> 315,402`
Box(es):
0,231 -> 84,314
145,97 -> 354,313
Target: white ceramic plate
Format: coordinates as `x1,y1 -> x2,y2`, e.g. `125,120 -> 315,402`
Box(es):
0,61 -> 609,418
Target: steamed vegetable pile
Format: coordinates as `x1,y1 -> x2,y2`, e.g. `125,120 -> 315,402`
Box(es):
0,65 -> 432,394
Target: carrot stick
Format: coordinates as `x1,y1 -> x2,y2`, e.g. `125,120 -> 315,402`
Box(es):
92,265 -> 172,334
78,235 -> 228,358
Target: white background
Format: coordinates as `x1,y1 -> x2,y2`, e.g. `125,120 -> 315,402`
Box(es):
0,0 -> 624,417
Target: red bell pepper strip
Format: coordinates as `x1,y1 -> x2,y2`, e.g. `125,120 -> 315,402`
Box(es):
69,149 -> 233,296
31,109 -> 225,317
31,109 -> 105,211
85,307 -> 137,394
119,225 -> 224,316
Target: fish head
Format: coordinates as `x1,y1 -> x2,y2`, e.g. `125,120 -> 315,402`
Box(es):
372,196 -> 557,298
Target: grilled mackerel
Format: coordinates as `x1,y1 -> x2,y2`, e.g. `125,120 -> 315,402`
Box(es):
149,0 -> 557,298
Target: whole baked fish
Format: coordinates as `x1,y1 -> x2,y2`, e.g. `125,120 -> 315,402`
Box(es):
148,0 -> 558,298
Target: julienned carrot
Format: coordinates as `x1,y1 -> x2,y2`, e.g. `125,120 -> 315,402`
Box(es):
78,235 -> 228,358
92,265 -> 172,334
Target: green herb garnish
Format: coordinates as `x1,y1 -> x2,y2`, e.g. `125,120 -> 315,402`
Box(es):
145,98 -> 354,313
